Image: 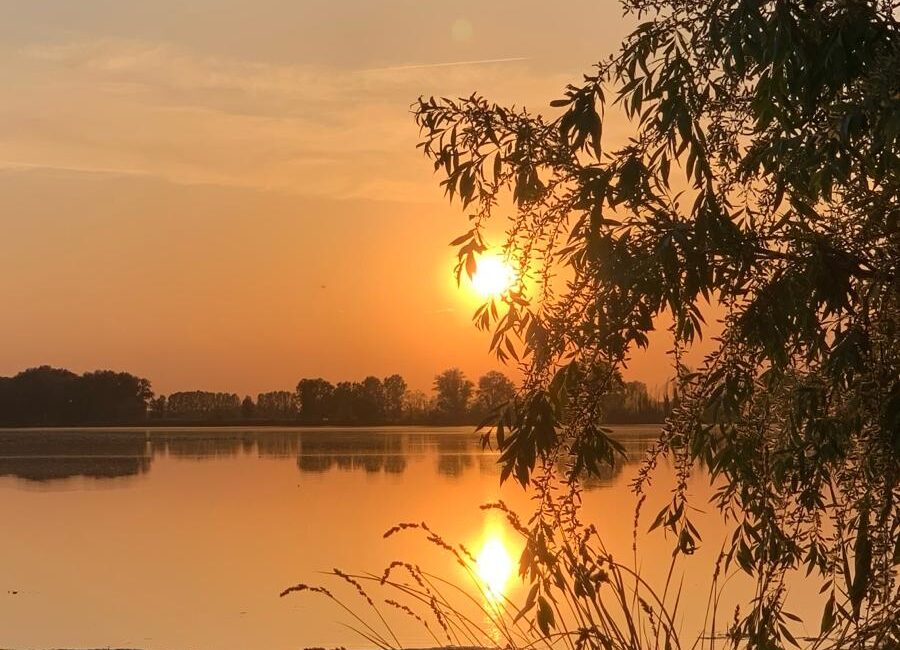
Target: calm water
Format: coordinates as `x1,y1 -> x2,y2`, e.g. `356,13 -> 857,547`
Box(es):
0,426 -> 823,649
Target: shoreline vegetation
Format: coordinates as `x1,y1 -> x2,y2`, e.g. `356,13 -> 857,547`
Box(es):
0,365 -> 673,429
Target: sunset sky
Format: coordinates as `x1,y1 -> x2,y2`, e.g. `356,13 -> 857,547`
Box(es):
0,1 -> 707,396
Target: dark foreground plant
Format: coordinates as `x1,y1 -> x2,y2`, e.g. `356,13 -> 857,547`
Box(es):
283,493 -> 690,650
284,484 -> 898,650
411,0 -> 899,647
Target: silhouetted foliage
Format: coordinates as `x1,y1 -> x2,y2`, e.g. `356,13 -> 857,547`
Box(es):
76,370 -> 153,424
256,391 -> 299,420
166,391 -> 241,421
401,389 -> 431,423
0,366 -> 664,427
0,366 -> 151,427
432,368 -> 474,423
329,381 -> 356,422
471,369 -> 517,419
602,380 -> 670,424
415,0 -> 899,644
356,376 -> 386,423
241,395 -> 255,419
383,374 -> 408,422
148,394 -> 167,420
296,378 -> 335,421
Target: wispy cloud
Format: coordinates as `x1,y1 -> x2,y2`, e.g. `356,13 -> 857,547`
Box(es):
6,39 -> 559,200
0,159 -> 150,178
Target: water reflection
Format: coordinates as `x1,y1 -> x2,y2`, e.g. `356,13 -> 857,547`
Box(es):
296,432 -> 407,474
476,534 -> 514,605
0,425 -> 676,650
0,427 -> 658,486
0,430 -> 151,482
434,434 -> 476,477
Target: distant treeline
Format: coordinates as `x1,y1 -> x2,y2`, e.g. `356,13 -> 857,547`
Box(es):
0,366 -> 672,427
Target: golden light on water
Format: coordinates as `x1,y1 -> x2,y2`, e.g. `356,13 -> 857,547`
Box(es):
471,256 -> 517,298
475,534 -> 514,603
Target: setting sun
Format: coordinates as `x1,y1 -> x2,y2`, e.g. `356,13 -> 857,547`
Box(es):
475,535 -> 514,603
471,256 -> 517,298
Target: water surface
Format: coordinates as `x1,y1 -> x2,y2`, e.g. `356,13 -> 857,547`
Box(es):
0,426 -> 822,649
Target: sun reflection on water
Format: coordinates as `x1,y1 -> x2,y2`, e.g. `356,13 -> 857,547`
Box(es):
475,529 -> 514,605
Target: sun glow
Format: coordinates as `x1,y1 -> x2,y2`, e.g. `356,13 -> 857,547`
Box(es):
471,256 -> 517,298
475,534 -> 514,603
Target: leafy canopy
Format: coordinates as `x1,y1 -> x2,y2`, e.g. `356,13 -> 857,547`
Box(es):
415,0 -> 898,646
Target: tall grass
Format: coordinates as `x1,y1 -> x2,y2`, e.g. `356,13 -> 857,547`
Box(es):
280,472 -> 899,650
281,481 -> 693,650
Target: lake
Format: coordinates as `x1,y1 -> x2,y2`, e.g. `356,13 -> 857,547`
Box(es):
0,426 -> 824,649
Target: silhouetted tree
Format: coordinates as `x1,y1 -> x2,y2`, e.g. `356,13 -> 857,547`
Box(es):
0,366 -> 152,426
241,395 -> 256,419
0,366 -> 79,426
296,378 -> 334,422
328,381 -> 357,423
402,389 -> 431,423
383,374 -> 407,423
256,391 -> 299,420
355,376 -> 385,423
602,380 -> 668,423
148,395 -> 167,420
166,391 -> 241,421
76,370 -> 152,424
433,368 -> 473,423
472,371 -> 517,417
0,365 -> 672,427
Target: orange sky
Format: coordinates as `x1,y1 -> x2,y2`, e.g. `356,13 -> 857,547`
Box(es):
0,1 -> 716,396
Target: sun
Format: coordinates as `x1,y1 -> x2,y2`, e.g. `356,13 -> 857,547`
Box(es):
475,535 -> 514,603
471,256 -> 517,298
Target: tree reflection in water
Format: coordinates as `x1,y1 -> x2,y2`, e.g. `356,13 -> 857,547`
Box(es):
0,426 -> 657,486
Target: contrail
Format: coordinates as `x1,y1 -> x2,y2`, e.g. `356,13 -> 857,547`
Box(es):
361,56 -> 529,73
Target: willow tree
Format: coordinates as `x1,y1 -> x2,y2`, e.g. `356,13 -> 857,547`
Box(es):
415,0 -> 898,647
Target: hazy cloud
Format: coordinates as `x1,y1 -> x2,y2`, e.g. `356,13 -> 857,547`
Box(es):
5,39 -> 564,201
